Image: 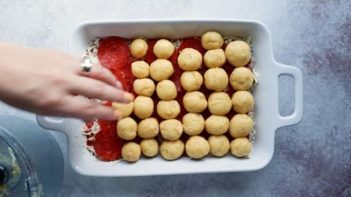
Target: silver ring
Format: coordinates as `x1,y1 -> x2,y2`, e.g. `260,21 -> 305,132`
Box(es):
81,57 -> 93,72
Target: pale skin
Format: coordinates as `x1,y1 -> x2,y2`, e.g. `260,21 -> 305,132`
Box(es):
0,42 -> 134,120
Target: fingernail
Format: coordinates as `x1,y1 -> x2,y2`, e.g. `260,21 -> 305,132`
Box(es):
124,93 -> 134,102
115,81 -> 123,89
106,113 -> 118,121
113,110 -> 123,120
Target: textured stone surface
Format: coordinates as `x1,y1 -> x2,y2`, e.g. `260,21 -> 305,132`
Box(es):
0,0 -> 350,196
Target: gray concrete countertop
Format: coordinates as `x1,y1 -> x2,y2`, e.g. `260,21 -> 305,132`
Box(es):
0,0 -> 350,196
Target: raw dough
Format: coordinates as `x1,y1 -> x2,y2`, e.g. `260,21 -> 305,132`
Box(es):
231,91 -> 254,114
204,68 -> 228,91
150,59 -> 174,81
112,102 -> 133,118
205,115 -> 229,135
122,142 -> 141,162
133,78 -> 155,96
160,140 -> 184,160
137,117 -> 159,138
117,117 -> 137,140
157,100 -> 181,119
225,40 -> 251,67
230,67 -> 254,90
208,135 -> 230,157
140,139 -> 159,157
183,91 -> 207,113
160,119 -> 183,140
153,39 -> 175,59
229,114 -> 253,138
156,80 -> 177,100
208,92 -> 232,115
180,71 -> 203,91
185,136 -> 210,159
230,138 -> 252,157
131,61 -> 149,78
182,113 -> 205,136
177,48 -> 202,71
130,38 -> 148,59
204,49 -> 226,68
201,31 -> 224,50
133,96 -> 154,119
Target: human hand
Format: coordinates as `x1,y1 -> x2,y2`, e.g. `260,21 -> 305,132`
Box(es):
0,42 -> 133,120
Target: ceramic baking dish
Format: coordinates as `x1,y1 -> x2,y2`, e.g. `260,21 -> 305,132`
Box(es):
37,20 -> 303,176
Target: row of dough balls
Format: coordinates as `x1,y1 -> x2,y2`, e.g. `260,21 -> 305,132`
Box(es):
113,89 -> 253,123
130,38 -> 175,60
176,36 -> 251,70
116,113 -> 253,141
182,90 -> 254,115
122,136 -> 252,162
129,32 -> 252,68
131,43 -> 254,92
132,60 -> 254,93
114,95 -> 180,120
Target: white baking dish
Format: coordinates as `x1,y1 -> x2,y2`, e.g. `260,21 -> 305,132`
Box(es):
37,20 -> 303,176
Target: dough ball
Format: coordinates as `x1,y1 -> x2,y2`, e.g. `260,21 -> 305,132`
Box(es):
182,113 -> 205,136
156,80 -> 177,100
133,78 -> 155,96
140,139 -> 158,157
208,135 -> 230,157
117,117 -> 137,140
157,100 -> 180,119
180,71 -> 203,91
225,41 -> 251,67
204,49 -> 226,68
160,119 -> 183,140
133,96 -> 154,119
130,38 -> 148,59
153,39 -> 175,59
185,136 -> 210,159
230,67 -> 254,90
230,138 -> 252,157
229,114 -> 254,138
201,31 -> 224,50
137,118 -> 159,138
204,68 -> 228,91
231,91 -> 254,114
177,48 -> 202,71
150,59 -> 174,81
208,92 -> 232,115
160,140 -> 184,160
131,61 -> 149,78
205,115 -> 229,135
112,102 -> 133,118
183,91 -> 207,113
122,142 -> 141,162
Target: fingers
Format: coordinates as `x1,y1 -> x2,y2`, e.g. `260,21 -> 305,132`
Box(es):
57,96 -> 120,120
68,76 -> 134,103
79,63 -> 120,87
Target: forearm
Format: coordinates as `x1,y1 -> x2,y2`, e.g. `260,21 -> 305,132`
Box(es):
0,42 -> 26,99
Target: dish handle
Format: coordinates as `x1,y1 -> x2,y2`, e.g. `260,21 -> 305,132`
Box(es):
36,115 -> 67,132
275,63 -> 303,128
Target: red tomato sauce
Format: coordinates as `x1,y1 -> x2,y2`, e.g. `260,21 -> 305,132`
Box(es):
84,36 -> 251,161
85,37 -> 133,161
